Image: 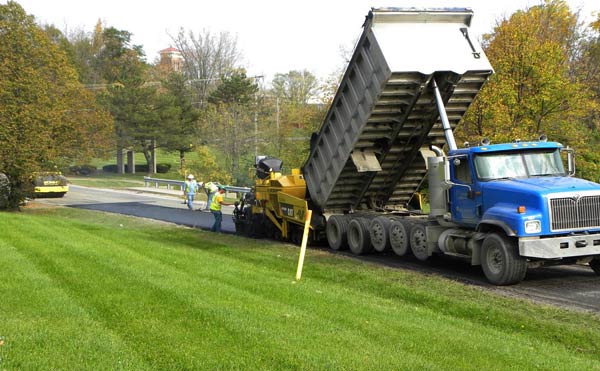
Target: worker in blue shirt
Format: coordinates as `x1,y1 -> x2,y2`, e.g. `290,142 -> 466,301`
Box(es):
183,174 -> 198,210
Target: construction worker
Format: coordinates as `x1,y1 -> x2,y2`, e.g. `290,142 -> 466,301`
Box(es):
183,174 -> 198,210
210,186 -> 232,232
203,181 -> 219,211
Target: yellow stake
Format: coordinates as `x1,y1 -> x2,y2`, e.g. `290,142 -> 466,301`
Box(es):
295,209 -> 313,281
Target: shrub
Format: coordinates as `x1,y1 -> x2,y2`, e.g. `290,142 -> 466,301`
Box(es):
0,172 -> 10,209
156,163 -> 171,173
79,165 -> 97,175
132,164 -> 148,173
0,171 -> 30,210
102,164 -> 118,173
68,165 -> 97,175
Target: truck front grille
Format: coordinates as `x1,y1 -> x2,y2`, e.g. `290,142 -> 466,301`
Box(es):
550,195 -> 600,231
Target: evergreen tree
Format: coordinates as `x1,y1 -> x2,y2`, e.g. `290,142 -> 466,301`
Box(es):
207,70 -> 258,183
159,73 -> 201,170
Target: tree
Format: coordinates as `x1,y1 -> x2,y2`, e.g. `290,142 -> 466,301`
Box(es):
571,13 -> 600,180
100,81 -> 163,169
207,70 -> 258,183
95,27 -> 146,83
0,1 -> 113,208
460,0 -> 594,174
253,92 -> 326,173
157,73 -> 201,170
53,20 -> 105,85
180,146 -> 232,185
574,14 -> 600,127
95,27 -> 166,173
252,70 -> 327,174
272,70 -> 320,105
171,29 -> 241,105
267,100 -> 325,170
47,21 -> 176,174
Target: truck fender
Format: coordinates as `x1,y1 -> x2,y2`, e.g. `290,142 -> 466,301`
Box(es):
477,219 -> 516,237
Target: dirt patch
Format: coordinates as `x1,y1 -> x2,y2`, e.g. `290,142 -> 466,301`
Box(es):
22,200 -> 62,210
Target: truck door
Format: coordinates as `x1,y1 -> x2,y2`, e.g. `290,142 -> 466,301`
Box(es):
449,156 -> 481,227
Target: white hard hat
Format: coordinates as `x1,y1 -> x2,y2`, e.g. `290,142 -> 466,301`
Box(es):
187,174 -> 194,179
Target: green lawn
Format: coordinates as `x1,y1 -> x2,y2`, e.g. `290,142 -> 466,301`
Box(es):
1,207 -> 599,370
67,173 -> 147,188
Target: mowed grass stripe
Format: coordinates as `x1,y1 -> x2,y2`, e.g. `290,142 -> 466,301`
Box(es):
0,231 -> 148,369
41,221 -> 389,369
104,233 -> 461,368
1,208 -> 599,370
4,215 -> 287,369
305,257 -> 600,356
4,214 -> 365,369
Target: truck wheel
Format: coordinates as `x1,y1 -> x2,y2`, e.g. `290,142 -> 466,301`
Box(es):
326,215 -> 348,251
590,259 -> 600,275
389,218 -> 410,256
370,216 -> 391,252
348,218 -> 373,255
409,223 -> 429,261
481,233 -> 527,285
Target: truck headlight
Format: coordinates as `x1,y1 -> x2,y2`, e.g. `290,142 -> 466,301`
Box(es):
524,220 -> 541,234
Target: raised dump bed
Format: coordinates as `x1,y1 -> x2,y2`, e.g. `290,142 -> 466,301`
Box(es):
303,8 -> 494,214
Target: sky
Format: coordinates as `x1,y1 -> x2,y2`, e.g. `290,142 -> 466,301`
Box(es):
6,0 -> 599,82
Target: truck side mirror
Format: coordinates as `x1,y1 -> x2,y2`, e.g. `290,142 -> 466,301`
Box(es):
562,147 -> 576,176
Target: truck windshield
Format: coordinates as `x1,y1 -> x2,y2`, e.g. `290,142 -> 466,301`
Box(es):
474,149 -> 565,180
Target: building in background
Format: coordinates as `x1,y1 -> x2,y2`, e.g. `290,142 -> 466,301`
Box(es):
159,47 -> 184,72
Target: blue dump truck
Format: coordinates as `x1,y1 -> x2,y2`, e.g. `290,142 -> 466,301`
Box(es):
424,133 -> 600,284
234,8 -> 600,284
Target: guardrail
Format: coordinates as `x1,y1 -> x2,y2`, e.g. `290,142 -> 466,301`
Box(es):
143,177 -> 251,197
143,177 -> 184,190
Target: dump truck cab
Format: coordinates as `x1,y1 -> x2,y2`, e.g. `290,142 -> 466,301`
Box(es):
428,139 -> 600,264
448,141 -> 571,228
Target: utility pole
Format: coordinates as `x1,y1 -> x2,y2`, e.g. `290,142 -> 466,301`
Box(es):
254,94 -> 258,158
252,75 -> 264,158
276,96 -> 280,156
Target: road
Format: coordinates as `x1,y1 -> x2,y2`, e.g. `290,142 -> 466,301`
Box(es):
35,184 -> 236,232
358,252 -> 600,313
35,185 -> 600,314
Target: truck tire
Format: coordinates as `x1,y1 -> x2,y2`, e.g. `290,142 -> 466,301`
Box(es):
590,259 -> 600,275
370,216 -> 391,252
481,232 -> 527,285
348,218 -> 373,255
389,218 -> 410,256
409,223 -> 429,261
326,215 -> 348,251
